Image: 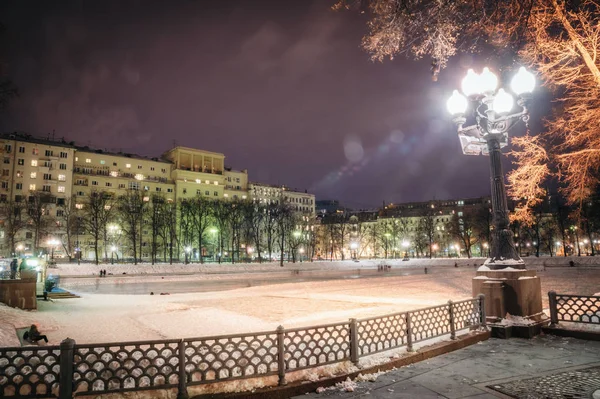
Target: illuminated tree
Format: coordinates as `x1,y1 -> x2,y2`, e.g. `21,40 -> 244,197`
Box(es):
339,0 -> 600,218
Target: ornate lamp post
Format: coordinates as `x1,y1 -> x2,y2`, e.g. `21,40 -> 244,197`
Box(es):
447,66 -> 535,270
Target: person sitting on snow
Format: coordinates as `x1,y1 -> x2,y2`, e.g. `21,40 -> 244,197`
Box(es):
25,324 -> 48,344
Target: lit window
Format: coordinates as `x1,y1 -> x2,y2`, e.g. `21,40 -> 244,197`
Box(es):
110,171 -> 118,177
135,174 -> 144,180
205,180 -> 210,184
57,186 -> 65,193
104,205 -> 111,210
29,184 -> 36,191
75,157 -> 78,161
143,196 -> 149,202
31,160 -> 37,167
100,160 -> 105,165
242,195 -> 247,199
30,172 -> 37,179
85,159 -> 91,163
195,179 -> 201,183
126,164 -> 131,168
224,193 -> 229,198
58,174 -> 66,181
76,204 -> 83,209
214,181 -> 218,185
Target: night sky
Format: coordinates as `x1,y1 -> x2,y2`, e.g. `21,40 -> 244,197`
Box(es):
0,1 -> 547,209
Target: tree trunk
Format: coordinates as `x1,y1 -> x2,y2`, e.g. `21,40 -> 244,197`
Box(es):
552,0 -> 600,87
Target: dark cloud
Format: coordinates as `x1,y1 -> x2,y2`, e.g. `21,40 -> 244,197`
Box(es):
0,0 -> 538,208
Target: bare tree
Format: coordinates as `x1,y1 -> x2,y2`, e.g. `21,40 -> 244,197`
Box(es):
212,201 -> 231,264
56,196 -> 78,261
192,196 -> 213,263
275,203 -> 294,266
245,202 -> 266,263
264,202 -> 279,261
419,211 -> 437,258
117,190 -> 145,265
0,199 -> 25,256
339,0 -> 600,220
82,190 -> 114,265
446,213 -> 478,258
227,200 -> 246,263
26,191 -> 54,253
148,195 -> 165,265
179,199 -> 195,263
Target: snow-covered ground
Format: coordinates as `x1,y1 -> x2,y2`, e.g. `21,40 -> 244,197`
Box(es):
2,265 -> 599,348
49,258 -> 487,276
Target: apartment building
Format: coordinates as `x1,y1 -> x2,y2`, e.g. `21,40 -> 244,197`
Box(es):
283,187 -> 315,214
162,146 -> 229,200
249,183 -> 316,214
72,149 -> 175,203
0,133 -> 317,258
0,133 -> 77,255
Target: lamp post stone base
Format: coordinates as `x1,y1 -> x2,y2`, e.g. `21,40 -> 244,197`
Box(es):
473,268 -> 543,322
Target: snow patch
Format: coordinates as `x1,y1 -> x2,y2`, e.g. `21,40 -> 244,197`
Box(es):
499,314 -> 536,326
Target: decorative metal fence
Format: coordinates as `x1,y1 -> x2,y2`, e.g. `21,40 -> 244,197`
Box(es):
548,291 -> 600,325
0,295 -> 485,399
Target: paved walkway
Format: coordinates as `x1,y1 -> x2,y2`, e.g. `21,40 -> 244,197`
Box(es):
295,335 -> 600,398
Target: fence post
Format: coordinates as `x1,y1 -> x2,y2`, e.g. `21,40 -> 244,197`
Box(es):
349,318 -> 359,364
177,340 -> 189,399
549,291 -> 558,327
58,338 -> 75,399
448,300 -> 456,340
406,313 -> 414,352
478,294 -> 487,330
276,325 -> 287,386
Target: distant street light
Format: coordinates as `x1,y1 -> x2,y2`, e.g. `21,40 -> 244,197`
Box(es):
47,238 -> 60,261
447,66 -> 535,269
185,246 -> 192,264
110,245 -> 117,264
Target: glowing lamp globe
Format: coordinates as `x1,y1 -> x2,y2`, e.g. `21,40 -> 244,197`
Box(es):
491,89 -> 514,114
461,69 -> 481,97
510,67 -> 535,95
480,67 -> 498,94
446,90 -> 468,115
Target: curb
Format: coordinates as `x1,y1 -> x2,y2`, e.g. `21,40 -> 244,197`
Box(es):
543,326 -> 600,341
190,330 -> 491,399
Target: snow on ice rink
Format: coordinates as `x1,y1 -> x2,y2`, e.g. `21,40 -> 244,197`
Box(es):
2,258 -> 599,347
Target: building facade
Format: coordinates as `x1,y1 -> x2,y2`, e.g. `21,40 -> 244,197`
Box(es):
0,133 -> 316,260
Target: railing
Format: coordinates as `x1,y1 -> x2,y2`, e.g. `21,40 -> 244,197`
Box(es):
0,296 -> 485,398
548,291 -> 600,325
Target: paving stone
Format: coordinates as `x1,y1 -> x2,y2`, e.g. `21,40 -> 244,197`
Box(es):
292,335 -> 600,399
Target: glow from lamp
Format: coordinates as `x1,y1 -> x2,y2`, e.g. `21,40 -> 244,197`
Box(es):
461,69 -> 481,97
446,90 -> 468,115
510,67 -> 535,95
491,89 -> 514,114
480,67 -> 498,94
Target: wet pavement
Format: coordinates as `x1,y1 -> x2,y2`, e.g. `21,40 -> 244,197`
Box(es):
293,335 -> 600,398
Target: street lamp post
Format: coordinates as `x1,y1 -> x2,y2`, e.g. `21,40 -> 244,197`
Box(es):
350,242 -> 358,260
401,241 -> 410,260
47,238 -> 60,262
110,245 -> 117,265
185,246 -> 191,264
447,66 -> 535,270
